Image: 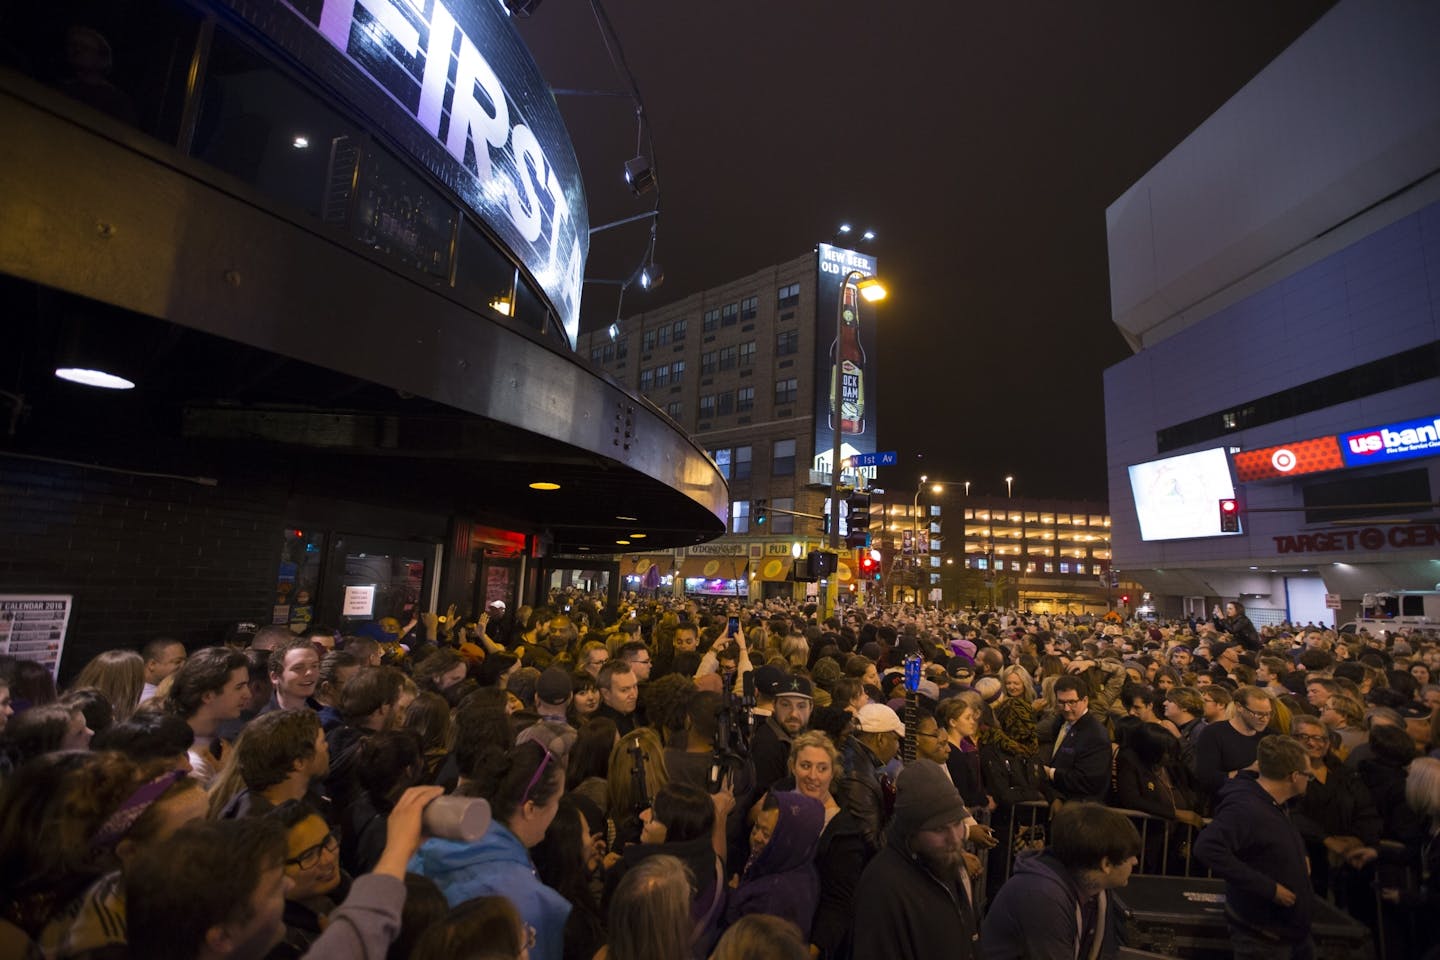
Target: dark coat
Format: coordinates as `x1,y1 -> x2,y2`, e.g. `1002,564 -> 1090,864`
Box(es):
748,715 -> 795,793
1194,776 -> 1313,943
1046,711 -> 1112,802
852,826 -> 980,960
836,738 -> 888,852
809,808 -> 871,960
978,741 -> 1045,808
1213,612 -> 1261,651
980,850 -> 1121,960
945,740 -> 988,808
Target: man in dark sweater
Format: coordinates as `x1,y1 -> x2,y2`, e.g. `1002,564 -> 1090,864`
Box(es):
853,759 -> 981,960
981,802 -> 1139,959
1194,685 -> 1273,801
1195,736 -> 1315,958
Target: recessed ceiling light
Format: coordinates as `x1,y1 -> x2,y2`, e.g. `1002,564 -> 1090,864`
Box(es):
529,482 -> 560,491
616,515 -> 638,521
615,539 -> 630,546
292,135 -> 309,149
629,533 -> 646,539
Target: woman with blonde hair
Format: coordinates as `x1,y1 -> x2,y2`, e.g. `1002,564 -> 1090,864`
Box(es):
607,727 -> 669,844
73,650 -> 145,723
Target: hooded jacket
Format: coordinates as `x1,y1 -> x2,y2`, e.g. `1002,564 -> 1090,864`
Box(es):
980,850 -> 1119,960
852,761 -> 980,960
408,823 -> 571,960
726,792 -> 824,936
1193,775 -> 1312,943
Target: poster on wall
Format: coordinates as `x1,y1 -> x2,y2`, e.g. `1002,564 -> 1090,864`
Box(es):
342,584 -> 377,618
813,244 -> 880,476
0,594 -> 73,679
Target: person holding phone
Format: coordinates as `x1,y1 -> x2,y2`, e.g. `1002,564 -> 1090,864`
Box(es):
693,615 -> 754,692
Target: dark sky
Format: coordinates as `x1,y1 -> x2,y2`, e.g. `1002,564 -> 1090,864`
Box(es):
515,2 -> 1337,502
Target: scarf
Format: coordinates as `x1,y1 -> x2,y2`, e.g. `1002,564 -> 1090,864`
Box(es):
979,696 -> 1038,758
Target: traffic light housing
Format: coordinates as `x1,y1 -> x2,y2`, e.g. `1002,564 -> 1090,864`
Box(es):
754,498 -> 768,526
1120,594 -> 1130,605
807,550 -> 838,580
859,553 -> 876,578
1218,498 -> 1240,533
845,491 -> 871,548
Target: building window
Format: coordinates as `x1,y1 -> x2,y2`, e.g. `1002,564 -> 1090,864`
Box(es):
772,438 -> 796,476
642,329 -> 657,352
670,360 -> 685,384
778,283 -> 800,309
740,295 -> 758,321
776,330 -> 798,355
701,350 -> 718,374
590,348 -> 601,364
719,345 -> 738,370
703,308 -> 720,332
717,391 -> 734,415
672,319 -> 687,341
602,343 -> 615,362
731,500 -> 750,534
775,378 -> 798,405
734,445 -> 752,480
639,368 -> 654,391
1043,562 -> 1054,573
666,401 -> 682,419
654,364 -> 670,387
736,386 -> 754,412
977,557 -> 989,571
657,325 -> 671,346
699,395 -> 716,419
772,496 -> 795,534
1060,561 -> 1071,574
721,303 -> 739,326
615,338 -> 628,359
739,340 -> 756,367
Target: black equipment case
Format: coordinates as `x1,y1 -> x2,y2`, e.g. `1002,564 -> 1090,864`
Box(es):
1113,876 -> 1374,960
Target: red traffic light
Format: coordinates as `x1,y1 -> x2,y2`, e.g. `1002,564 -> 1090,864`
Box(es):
1120,594 -> 1130,604
1218,497 -> 1241,533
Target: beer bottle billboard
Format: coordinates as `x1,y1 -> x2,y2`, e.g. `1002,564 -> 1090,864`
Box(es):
829,280 -> 867,435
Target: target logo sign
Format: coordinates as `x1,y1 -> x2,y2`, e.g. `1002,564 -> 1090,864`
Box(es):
1270,448 -> 1297,472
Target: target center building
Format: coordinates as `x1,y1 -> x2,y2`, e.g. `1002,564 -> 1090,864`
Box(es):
1103,0 -> 1440,627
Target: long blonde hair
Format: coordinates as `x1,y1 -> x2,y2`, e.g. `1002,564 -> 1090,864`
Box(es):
606,727 -> 668,821
73,650 -> 145,722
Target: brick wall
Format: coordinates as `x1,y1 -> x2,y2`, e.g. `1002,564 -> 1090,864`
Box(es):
0,458 -> 285,680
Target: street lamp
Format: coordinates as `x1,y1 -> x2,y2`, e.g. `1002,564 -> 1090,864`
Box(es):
1005,475 -> 1014,499
826,269 -> 886,619
912,477 -> 946,607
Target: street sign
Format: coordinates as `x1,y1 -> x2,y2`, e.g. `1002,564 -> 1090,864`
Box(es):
1325,593 -> 1341,610
847,450 -> 897,468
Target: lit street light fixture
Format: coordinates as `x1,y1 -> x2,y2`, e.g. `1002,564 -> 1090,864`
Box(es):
1005,475 -> 1014,499
826,270 -> 886,619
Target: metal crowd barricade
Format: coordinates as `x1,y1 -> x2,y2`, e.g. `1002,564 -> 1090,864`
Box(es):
992,801 -> 1212,887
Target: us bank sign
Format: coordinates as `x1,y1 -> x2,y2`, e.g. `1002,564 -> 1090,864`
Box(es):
219,0 -> 588,344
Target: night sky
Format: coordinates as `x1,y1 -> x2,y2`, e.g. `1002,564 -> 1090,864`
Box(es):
516,2 -> 1337,502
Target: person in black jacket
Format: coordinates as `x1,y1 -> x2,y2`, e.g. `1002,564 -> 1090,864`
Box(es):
1211,601 -> 1261,652
1290,715 -> 1382,905
1194,736 -> 1315,957
852,760 -> 981,960
1041,675 -> 1112,803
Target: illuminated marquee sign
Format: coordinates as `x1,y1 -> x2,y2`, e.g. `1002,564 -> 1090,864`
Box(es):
218,0 -> 588,344
1273,523 -> 1440,555
1341,414 -> 1440,467
1235,412 -> 1440,483
812,244 -> 880,474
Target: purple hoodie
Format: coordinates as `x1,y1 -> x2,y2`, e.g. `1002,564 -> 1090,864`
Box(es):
724,791 -> 825,936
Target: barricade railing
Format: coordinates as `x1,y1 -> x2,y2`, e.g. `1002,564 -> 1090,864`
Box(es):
993,800 -> 1212,887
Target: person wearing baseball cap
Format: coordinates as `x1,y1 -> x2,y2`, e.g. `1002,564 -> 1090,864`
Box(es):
837,703 -> 907,850
751,673 -> 813,791
852,759 -> 981,959
533,668 -> 573,727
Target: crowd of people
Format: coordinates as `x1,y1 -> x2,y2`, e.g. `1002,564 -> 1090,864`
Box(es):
2,593 -> 1439,960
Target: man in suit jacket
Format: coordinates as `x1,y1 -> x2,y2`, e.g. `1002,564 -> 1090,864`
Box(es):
1043,674 -> 1113,802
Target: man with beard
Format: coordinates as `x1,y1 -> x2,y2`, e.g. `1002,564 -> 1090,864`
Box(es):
749,674 -> 813,790
853,759 -> 981,959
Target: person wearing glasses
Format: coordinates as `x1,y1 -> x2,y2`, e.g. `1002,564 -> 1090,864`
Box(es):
1041,675 -> 1112,804
265,800 -> 346,959
1193,685 -> 1274,803
1289,715 -> 1381,905
1195,736 -> 1316,958
410,741 -> 569,960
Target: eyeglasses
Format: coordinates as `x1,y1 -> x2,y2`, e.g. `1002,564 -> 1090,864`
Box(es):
520,747 -> 556,806
1292,770 -> 1316,782
1056,698 -> 1083,707
285,832 -> 338,870
1296,733 -> 1329,745
1241,705 -> 1273,721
